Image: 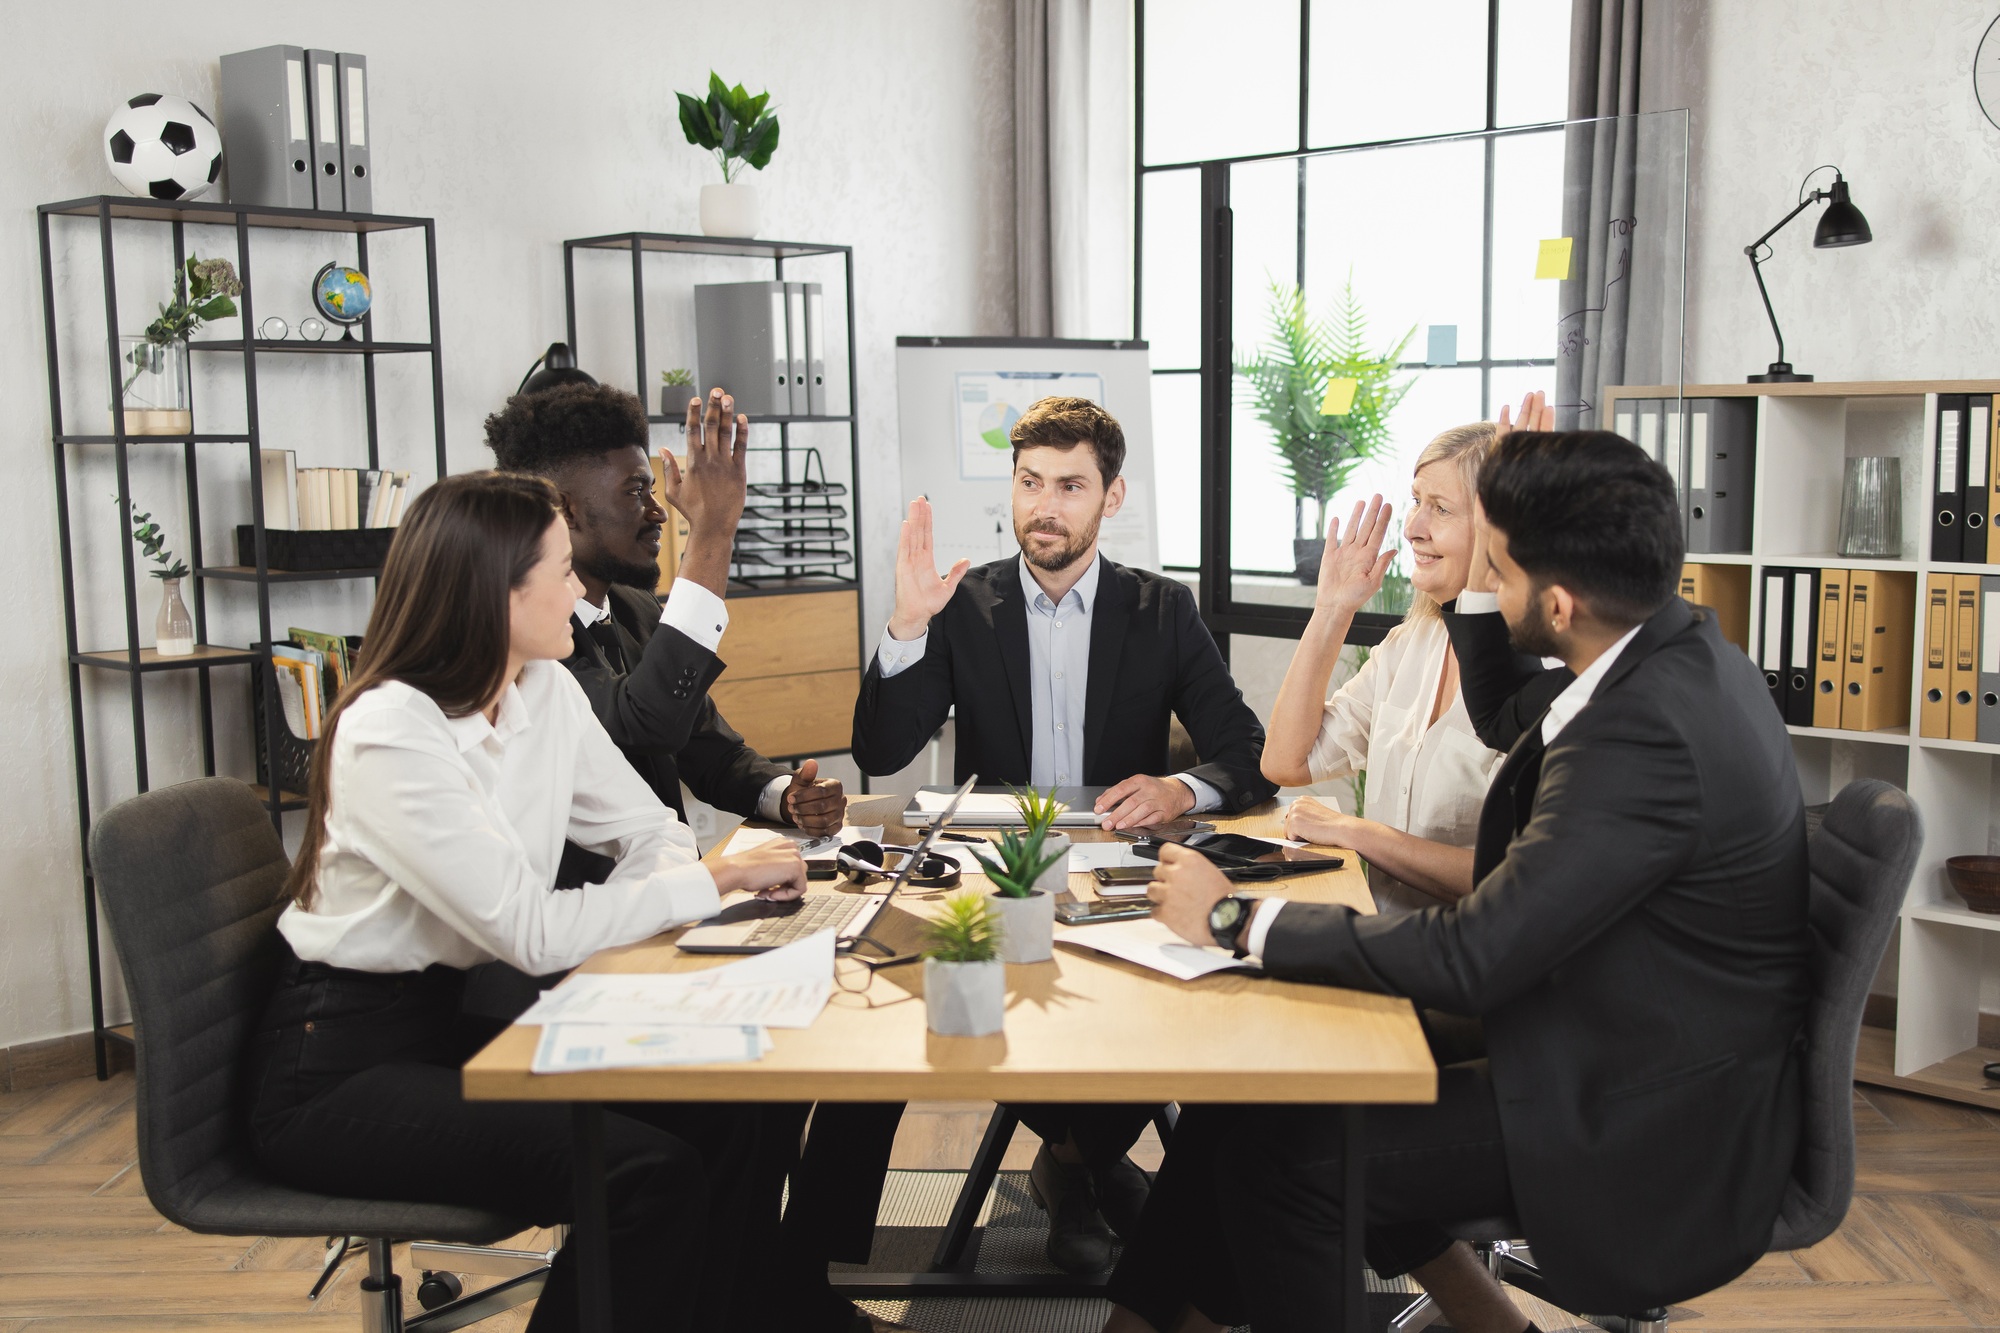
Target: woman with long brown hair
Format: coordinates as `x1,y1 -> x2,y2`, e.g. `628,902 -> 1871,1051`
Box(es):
244,471 -> 806,1332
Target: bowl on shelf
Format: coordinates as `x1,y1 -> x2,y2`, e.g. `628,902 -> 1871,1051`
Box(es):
1944,856 -> 2000,914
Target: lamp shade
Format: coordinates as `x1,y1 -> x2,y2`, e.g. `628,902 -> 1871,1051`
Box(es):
1813,179 -> 1872,248
519,341 -> 597,395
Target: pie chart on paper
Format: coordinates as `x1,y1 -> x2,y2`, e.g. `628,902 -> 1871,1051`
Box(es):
978,400 -> 1022,451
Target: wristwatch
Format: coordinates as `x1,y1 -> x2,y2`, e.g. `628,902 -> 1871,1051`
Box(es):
1207,895 -> 1256,957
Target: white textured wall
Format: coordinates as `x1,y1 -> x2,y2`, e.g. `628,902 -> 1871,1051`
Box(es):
0,1 -> 1014,1050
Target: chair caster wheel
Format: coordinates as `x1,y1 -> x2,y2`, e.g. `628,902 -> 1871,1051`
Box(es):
416,1271 -> 463,1310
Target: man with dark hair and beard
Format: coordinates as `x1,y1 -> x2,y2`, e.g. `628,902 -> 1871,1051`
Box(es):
851,395 -> 1276,1275
484,382 -> 845,858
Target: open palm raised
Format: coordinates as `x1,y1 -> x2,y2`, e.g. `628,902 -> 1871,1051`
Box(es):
1314,494 -> 1398,615
887,497 -> 972,640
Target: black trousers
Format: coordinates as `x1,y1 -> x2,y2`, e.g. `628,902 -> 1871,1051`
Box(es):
245,952 -> 773,1333
1105,1061 -> 1516,1333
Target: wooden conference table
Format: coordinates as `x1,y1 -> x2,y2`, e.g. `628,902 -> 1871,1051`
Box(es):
463,802 -> 1437,1331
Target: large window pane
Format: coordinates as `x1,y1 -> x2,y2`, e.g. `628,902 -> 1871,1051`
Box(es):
1301,138 -> 1486,359
1487,129 -> 1565,360
1151,372 -> 1202,567
1494,0 -> 1572,127
1140,168 -> 1202,369
1143,0 -> 1300,164
1306,0 -> 1487,147
1229,156 -> 1301,358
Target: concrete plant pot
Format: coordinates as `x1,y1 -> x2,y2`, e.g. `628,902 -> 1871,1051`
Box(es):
990,888 -> 1055,964
924,957 -> 1006,1036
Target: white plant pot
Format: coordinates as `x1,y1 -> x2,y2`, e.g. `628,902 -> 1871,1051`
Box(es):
990,888 -> 1055,964
924,957 -> 1006,1036
700,182 -> 762,238
1032,831 -> 1072,895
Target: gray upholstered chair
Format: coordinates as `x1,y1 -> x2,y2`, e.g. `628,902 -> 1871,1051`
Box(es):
91,777 -> 550,1332
1388,777 -> 1921,1333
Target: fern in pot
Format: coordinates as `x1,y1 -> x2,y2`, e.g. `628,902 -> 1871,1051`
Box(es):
923,893 -> 1006,1036
971,789 -> 1069,964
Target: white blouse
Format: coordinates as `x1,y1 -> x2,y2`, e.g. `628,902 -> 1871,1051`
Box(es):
278,659 -> 721,975
1305,614 -> 1504,913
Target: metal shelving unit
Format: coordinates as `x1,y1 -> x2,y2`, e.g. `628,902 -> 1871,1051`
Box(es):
36,194 -> 449,1078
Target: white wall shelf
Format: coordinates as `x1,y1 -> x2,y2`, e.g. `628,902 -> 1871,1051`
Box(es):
1611,379 -> 2000,1112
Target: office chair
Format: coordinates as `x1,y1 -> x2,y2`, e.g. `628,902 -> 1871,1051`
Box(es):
1387,778 -> 1920,1333
91,777 -> 552,1332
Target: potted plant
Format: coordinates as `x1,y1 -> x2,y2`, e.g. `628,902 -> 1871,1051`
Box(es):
121,255 -> 240,435
970,789 -> 1069,964
677,71 -> 780,238
123,502 -> 193,655
660,368 -> 696,418
923,892 -> 1006,1036
1236,277 -> 1414,583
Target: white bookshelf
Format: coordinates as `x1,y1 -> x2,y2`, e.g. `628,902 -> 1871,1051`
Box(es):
1610,380 -> 2000,1110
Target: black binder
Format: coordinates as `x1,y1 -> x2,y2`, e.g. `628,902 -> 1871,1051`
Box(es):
1934,395 -> 1969,562
1964,395 -> 1992,559
1758,568 -> 1792,719
1782,566 -> 1819,725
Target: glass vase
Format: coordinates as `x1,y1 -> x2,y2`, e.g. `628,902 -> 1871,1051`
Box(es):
154,577 -> 194,656
118,336 -> 191,436
1838,456 -> 1903,559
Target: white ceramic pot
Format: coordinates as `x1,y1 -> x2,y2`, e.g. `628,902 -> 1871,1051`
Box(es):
924,957 -> 1006,1036
700,182 -> 762,238
1032,831 -> 1072,895
990,888 -> 1055,964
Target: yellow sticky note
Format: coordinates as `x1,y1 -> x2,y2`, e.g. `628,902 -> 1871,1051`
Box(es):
1535,237 -> 1574,281
1319,377 -> 1359,416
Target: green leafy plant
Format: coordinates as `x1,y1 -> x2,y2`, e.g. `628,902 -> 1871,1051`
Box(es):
970,827 -> 1067,900
125,254 -> 241,393
1011,786 -> 1064,840
120,501 -> 190,580
677,72 -> 780,184
660,367 -> 695,387
1236,276 -> 1415,540
923,892 -> 1001,963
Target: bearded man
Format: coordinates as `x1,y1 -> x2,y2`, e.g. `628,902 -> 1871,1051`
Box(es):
849,395 -> 1275,1275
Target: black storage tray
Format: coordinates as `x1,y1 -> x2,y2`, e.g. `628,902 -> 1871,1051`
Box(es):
236,525 -> 395,571
250,655 -> 315,799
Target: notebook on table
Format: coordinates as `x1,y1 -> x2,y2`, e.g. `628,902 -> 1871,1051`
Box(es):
902,784 -> 1107,828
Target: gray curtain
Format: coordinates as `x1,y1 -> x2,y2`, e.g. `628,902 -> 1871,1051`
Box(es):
1556,0 -> 1643,431
1015,0 -> 1107,339
1016,0 -> 1054,337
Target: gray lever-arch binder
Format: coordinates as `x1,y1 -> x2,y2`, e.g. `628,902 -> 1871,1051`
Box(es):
695,282 -> 792,417
335,53 -> 371,214
219,46 -> 316,209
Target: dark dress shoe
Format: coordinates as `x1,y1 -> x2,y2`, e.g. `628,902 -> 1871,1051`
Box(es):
1088,1154 -> 1152,1240
1028,1143 -> 1115,1274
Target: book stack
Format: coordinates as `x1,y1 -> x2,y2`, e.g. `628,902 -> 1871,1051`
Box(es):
259,448 -> 410,530
267,627 -> 361,741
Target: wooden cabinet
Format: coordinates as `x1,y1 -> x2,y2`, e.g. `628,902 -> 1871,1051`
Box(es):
711,589 -> 860,759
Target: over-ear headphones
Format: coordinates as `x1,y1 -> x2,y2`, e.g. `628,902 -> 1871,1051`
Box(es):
835,840 -> 961,889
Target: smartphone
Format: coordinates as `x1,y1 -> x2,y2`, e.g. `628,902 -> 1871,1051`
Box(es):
1091,866 -> 1156,896
1055,898 -> 1153,925
1112,819 -> 1215,842
1136,829 -> 1345,870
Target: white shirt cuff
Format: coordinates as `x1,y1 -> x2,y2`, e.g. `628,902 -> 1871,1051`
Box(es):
876,627 -> 929,678
1455,590 -> 1500,613
1243,897 -> 1288,961
755,774 -> 791,823
1170,773 -> 1223,813
660,578 -> 729,653
657,862 -> 723,927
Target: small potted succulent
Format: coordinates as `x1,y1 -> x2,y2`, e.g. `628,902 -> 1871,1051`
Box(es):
923,892 -> 1006,1036
677,72 -> 780,238
660,368 -> 696,418
970,788 -> 1069,964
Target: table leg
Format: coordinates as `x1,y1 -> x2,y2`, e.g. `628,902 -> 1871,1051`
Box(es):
1342,1105 -> 1366,1332
571,1103 -> 611,1333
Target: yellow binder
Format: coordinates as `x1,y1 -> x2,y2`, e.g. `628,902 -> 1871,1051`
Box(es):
1951,573 -> 1981,740
1678,562 -> 1751,655
1920,574 -> 1951,738
1815,569 -> 1851,730
1840,571 -> 1915,732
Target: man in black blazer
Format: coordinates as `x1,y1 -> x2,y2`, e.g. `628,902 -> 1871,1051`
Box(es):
851,396 -> 1276,1274
1125,430 -> 1811,1333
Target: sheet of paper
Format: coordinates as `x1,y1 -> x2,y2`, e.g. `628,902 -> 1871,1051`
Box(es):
722,824 -> 882,858
1067,841 -> 1148,872
532,1023 -> 771,1073
1535,236 -> 1573,280
1318,377 -> 1359,416
1426,324 -> 1459,366
518,932 -> 834,1028
1053,918 -> 1253,981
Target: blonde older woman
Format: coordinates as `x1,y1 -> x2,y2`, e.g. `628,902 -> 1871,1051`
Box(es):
1261,393 -> 1553,912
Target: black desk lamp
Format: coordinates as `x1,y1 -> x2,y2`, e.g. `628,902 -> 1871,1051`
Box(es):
517,342 -> 597,395
1743,166 -> 1872,383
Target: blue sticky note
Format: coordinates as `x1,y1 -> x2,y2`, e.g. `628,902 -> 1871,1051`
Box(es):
1427,325 -> 1458,366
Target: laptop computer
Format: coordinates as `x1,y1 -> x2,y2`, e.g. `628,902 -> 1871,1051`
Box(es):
678,775 -> 979,954
902,783 -> 1108,828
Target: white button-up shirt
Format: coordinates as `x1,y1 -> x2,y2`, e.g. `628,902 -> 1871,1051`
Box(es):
277,658 -> 720,975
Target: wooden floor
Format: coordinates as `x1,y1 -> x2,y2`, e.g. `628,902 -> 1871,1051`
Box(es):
2,1072 -> 1998,1330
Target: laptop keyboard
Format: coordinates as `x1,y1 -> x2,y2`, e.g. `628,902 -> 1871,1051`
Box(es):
741,893 -> 871,948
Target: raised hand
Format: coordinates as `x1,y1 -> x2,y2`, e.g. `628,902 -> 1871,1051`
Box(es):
888,497 -> 970,641
659,386 -> 749,542
1314,494 -> 1398,615
1493,389 -> 1553,441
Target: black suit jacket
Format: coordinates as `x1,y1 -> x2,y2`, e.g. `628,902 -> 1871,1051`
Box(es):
1262,598 -> 1810,1311
851,556 -> 1275,812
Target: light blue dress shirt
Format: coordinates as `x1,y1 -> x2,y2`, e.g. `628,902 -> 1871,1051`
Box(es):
876,555 -> 1220,811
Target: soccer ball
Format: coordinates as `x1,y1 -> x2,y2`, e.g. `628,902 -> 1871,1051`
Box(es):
103,94 -> 223,202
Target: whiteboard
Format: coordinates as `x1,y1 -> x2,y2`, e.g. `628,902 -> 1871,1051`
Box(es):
894,338 -> 1158,573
